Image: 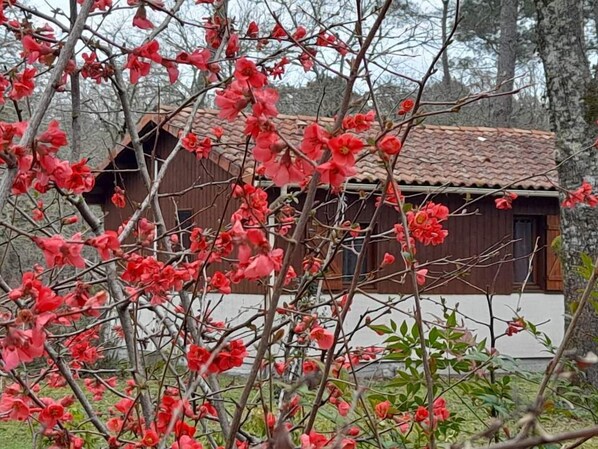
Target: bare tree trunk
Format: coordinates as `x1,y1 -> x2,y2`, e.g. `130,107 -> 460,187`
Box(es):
492,0 -> 518,127
441,0 -> 451,89
535,0 -> 598,386
69,0 -> 82,161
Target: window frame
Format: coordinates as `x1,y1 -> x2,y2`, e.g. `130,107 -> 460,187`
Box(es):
176,209 -> 194,253
307,220 -> 377,293
512,215 -> 544,291
341,225 -> 377,288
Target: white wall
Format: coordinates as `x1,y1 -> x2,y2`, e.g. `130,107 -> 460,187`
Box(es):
137,292 -> 564,360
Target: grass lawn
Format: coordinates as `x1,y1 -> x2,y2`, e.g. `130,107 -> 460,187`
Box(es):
2,373 -> 598,449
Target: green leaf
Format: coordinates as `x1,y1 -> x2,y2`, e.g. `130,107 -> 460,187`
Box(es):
400,320 -> 408,336
368,324 -> 392,335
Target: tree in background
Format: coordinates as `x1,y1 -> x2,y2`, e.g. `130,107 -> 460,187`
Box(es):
535,0 -> 598,386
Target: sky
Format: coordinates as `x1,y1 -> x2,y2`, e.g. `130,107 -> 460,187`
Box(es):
31,0 -> 70,17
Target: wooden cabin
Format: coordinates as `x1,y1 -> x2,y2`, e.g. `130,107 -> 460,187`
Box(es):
85,107 -> 564,360
86,107 -> 562,296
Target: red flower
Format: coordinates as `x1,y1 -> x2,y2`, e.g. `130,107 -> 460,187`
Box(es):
78,0 -> 113,11
198,401 -> 217,418
88,231 -> 121,261
301,123 -> 329,160
210,271 -> 231,294
211,126 -> 224,139
328,133 -> 364,166
302,359 -> 319,374
38,399 -> 65,429
403,202 -> 449,247
246,21 -> 259,38
0,75 -> 9,103
187,341 -> 247,374
182,133 -> 212,159
9,68 -> 36,101
300,432 -> 327,449
273,361 -> 286,375
65,159 -> 95,193
309,326 -> 334,350
337,400 -> 350,416
414,405 -> 428,422
562,181 -> 598,208
125,54 -> 151,84
176,48 -> 210,70
215,81 -> 250,120
1,316 -> 50,370
111,186 -> 126,208
226,33 -> 240,58
252,88 -> 279,118
32,200 -> 44,221
173,435 -> 203,449
263,153 -> 307,187
495,191 -> 518,210
377,134 -> 402,156
132,5 -> 154,29
37,120 -> 68,150
342,111 -> 375,132
381,252 -> 395,267
375,400 -> 391,419
81,52 -> 112,84
33,233 -> 85,268
416,268 -> 428,286
62,215 -> 78,225
270,23 -> 287,41
506,317 -> 526,336
341,438 -> 355,449
141,429 -> 159,447
316,161 -> 356,189
292,26 -> 307,40
0,395 -> 31,421
433,397 -> 450,421
214,340 -> 248,372
233,57 -> 267,88
125,41 -> 162,84
21,35 -> 53,64
398,98 -> 415,115
243,249 -> 284,280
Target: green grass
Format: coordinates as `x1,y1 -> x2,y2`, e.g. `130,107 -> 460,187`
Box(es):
2,374 -> 598,449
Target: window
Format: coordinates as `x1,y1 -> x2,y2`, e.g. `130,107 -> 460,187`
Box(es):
307,221 -> 376,291
176,209 -> 194,251
342,234 -> 369,283
513,216 -> 541,287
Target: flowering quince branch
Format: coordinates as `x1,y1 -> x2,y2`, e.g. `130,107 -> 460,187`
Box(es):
223,1 -> 397,446
2,0 -> 598,448
0,0 -> 95,215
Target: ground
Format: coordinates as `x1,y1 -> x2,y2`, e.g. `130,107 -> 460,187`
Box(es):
1,374 -> 597,449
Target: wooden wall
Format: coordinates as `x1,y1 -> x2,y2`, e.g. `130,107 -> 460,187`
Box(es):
96,133 -> 561,296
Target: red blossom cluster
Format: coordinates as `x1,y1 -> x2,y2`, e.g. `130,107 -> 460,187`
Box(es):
495,191 -> 518,210
106,389 -> 208,449
0,121 -> 95,196
81,52 -> 114,84
371,397 -> 450,433
2,268 -> 109,371
186,340 -> 248,374
181,132 -> 212,159
394,201 -> 449,251
122,253 -> 194,305
293,315 -> 335,350
562,181 -> 598,208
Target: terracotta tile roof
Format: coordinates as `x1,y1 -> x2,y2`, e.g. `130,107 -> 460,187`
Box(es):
108,106 -> 559,191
